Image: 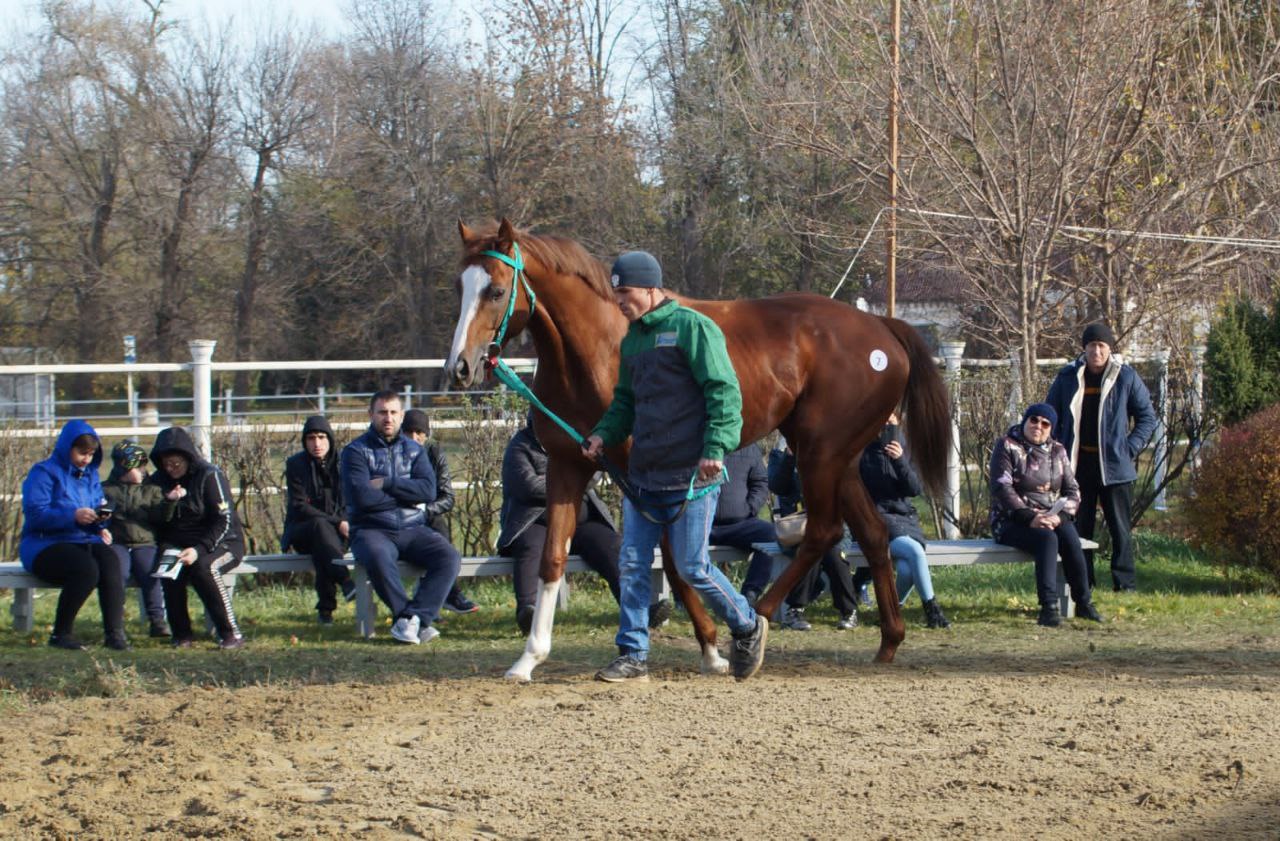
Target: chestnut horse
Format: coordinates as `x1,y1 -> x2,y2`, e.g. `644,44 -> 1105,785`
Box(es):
446,219 -> 949,682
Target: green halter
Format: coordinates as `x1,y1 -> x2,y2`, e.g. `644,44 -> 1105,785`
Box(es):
482,243 -> 536,363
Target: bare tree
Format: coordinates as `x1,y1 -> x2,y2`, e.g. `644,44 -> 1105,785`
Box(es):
232,23 -> 316,395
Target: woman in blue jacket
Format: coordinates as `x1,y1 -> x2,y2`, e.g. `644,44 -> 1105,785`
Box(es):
19,419 -> 128,650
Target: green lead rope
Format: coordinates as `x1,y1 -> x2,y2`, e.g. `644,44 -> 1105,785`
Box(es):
489,357 -> 724,526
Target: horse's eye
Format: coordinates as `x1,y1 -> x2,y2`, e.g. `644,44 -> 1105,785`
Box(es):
487,285 -> 507,301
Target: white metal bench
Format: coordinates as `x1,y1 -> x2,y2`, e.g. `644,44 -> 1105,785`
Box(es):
0,549 -> 683,638
0,538 -> 1095,636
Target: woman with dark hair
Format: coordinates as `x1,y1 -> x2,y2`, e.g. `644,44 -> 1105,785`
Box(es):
990,403 -> 1101,628
19,420 -> 128,650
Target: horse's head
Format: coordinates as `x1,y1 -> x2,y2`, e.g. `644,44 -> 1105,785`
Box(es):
446,218 -> 536,388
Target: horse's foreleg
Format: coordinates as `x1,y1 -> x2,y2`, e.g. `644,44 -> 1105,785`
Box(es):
660,540 -> 728,675
505,466 -> 587,682
840,467 -> 903,663
505,571 -> 563,682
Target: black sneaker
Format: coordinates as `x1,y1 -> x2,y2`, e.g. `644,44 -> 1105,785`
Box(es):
104,633 -> 131,651
923,598 -> 951,629
219,634 -> 245,650
317,611 -> 335,626
171,637 -> 195,649
1037,605 -> 1062,628
595,654 -> 649,683
780,607 -> 812,631
730,615 -> 768,681
148,619 -> 171,638
516,605 -> 535,636
647,598 -> 673,628
1076,601 -> 1103,622
836,612 -> 858,630
48,634 -> 86,651
444,590 -> 479,614
341,579 -> 358,602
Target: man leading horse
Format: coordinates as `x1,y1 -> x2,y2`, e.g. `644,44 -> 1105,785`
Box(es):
582,251 -> 767,683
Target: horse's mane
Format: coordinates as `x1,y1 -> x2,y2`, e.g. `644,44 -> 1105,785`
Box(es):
464,223 -> 614,303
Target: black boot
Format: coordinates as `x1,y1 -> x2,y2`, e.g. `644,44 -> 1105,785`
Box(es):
1075,601 -> 1103,622
1037,604 -> 1062,628
923,598 -> 951,629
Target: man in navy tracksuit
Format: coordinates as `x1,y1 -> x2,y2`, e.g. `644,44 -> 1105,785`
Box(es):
1046,322 -> 1157,591
342,390 -> 461,644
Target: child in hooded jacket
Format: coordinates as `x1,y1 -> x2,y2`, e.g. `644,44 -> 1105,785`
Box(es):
103,441 -> 178,638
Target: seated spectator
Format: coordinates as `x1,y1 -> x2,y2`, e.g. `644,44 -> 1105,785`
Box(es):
768,439 -> 859,630
19,420 -> 128,650
710,444 -> 782,609
401,409 -> 478,615
860,412 -> 950,628
103,441 -> 175,638
498,415 -> 671,635
283,415 -> 357,625
341,390 -> 461,645
990,403 -> 1101,628
149,426 -> 247,649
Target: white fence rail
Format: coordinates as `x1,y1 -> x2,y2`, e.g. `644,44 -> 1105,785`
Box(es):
0,339 -> 1205,529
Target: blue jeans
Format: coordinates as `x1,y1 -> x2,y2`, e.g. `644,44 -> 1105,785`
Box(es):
890,535 -> 935,605
616,486 -> 757,658
351,525 -> 461,625
110,543 -> 166,623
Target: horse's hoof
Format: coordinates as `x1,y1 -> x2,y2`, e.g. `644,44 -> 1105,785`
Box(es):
504,666 -> 534,682
701,655 -> 731,676
873,647 -> 898,664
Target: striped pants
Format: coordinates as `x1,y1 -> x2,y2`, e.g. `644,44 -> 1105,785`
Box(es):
161,544 -> 243,642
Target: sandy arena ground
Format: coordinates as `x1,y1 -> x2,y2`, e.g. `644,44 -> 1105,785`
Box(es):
1,635 -> 1277,840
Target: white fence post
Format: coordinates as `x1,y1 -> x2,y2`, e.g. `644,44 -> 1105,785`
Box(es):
1191,344 -> 1206,468
402,383 -> 413,409
1152,350 -> 1170,511
318,385 -> 327,414
189,340 -> 217,459
940,340 -> 965,539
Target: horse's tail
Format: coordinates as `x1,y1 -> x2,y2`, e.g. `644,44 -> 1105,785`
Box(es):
884,317 -> 950,499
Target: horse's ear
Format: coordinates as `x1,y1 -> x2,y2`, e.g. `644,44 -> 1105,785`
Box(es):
497,217 -> 516,250
458,219 -> 475,243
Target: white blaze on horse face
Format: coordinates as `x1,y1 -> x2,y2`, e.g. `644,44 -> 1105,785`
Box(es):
446,264 -> 492,376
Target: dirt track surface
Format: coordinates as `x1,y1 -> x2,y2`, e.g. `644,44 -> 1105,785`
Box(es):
2,641 -> 1278,840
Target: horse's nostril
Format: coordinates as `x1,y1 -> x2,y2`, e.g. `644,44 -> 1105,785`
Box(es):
455,359 -> 470,384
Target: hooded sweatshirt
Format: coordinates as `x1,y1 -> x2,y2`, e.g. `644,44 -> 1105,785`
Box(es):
19,419 -> 107,570
283,415 -> 344,545
147,426 -> 244,555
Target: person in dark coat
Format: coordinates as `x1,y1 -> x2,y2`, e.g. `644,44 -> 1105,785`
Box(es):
19,420 -> 128,650
283,415 -> 356,625
498,415 -> 666,636
148,426 -> 248,649
710,445 -> 780,609
341,391 -> 461,645
103,441 -> 175,638
767,440 -> 859,630
401,409 -> 477,615
1045,321 -> 1157,591
990,403 -> 1100,628
858,412 -> 949,628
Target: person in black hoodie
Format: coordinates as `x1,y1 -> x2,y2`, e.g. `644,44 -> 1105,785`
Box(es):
148,426 -> 247,649
283,415 -> 356,625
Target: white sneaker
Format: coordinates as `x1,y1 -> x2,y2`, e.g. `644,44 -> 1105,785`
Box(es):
418,625 -> 440,644
390,615 -> 421,644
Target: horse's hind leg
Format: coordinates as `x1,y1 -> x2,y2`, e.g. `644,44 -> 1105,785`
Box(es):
661,538 -> 728,675
840,465 -> 904,663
